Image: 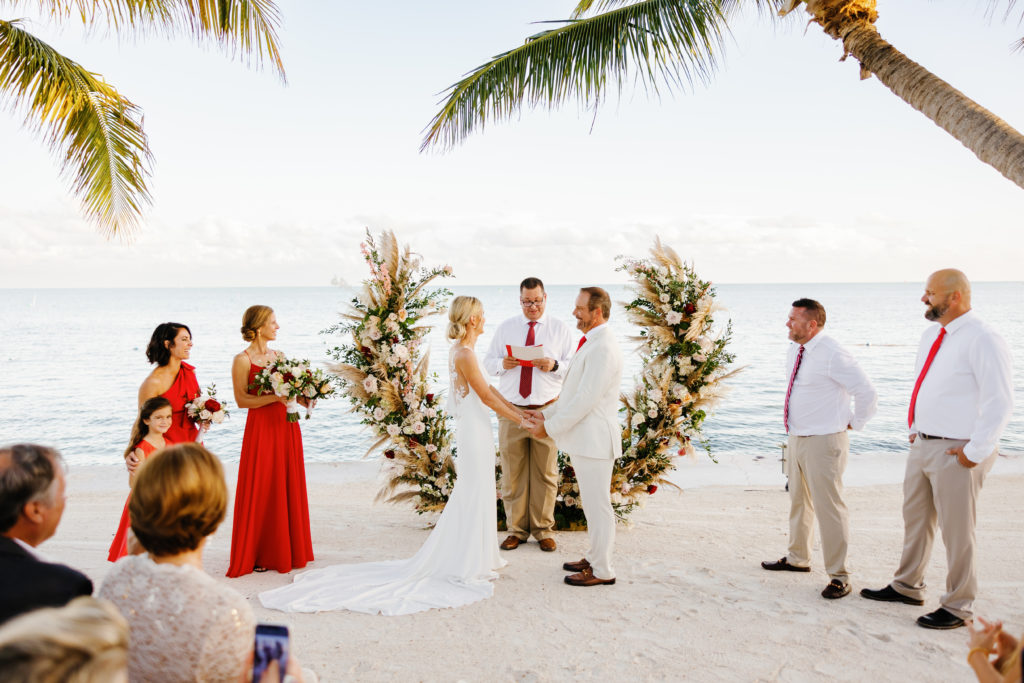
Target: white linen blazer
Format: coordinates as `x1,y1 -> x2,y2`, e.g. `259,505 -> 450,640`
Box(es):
544,322 -> 623,460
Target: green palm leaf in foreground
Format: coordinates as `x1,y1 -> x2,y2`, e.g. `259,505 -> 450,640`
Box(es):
421,0 -> 729,151
1,1 -> 286,237
0,19 -> 151,236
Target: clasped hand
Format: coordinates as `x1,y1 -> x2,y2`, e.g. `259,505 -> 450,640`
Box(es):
520,409 -> 547,438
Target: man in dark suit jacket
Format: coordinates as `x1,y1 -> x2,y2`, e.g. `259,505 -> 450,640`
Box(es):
0,444 -> 93,625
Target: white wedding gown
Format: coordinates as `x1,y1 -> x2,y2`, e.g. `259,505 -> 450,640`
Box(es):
259,352 -> 505,616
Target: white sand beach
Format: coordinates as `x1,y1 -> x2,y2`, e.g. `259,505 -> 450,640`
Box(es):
50,463 -> 1024,682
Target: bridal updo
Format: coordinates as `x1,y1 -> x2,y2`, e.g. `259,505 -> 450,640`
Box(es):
241,305 -> 273,342
447,296 -> 483,342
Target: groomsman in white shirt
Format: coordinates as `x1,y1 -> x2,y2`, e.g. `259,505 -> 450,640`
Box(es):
484,277 -> 577,552
762,298 -> 877,600
861,269 -> 1013,629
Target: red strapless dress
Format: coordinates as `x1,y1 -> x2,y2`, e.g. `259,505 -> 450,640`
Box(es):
162,362 -> 200,443
107,438 -> 170,562
226,363 -> 313,577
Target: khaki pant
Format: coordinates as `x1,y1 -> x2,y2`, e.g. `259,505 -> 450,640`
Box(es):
891,436 -> 996,620
786,432 -> 850,582
498,404 -> 558,541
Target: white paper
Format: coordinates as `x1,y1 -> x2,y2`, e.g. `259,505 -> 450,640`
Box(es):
507,344 -> 545,361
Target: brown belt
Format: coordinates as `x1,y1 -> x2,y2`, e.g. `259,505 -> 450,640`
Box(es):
513,398 -> 557,410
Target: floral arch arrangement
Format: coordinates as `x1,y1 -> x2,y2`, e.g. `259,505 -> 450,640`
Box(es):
326,231 -> 736,527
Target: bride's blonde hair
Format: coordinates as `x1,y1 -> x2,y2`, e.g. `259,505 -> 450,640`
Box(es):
447,296 -> 483,342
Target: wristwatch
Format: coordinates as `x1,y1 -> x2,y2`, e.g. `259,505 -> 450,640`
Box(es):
551,360 -> 559,372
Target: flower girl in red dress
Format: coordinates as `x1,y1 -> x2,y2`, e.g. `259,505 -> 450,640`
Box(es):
107,397 -> 174,562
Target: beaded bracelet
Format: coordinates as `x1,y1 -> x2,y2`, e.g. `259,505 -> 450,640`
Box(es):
967,646 -> 992,662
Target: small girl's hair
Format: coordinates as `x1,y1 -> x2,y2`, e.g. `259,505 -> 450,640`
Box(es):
447,296 -> 483,342
125,397 -> 173,461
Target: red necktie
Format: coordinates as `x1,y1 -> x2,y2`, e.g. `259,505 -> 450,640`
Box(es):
518,321 -> 537,399
576,336 -> 587,351
908,327 -> 946,429
783,345 -> 805,434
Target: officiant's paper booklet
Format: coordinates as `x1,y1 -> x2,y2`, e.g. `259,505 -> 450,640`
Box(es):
506,344 -> 544,366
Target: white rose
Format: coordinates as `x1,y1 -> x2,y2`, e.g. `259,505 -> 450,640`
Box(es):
212,412 -> 225,424
200,409 -> 212,420
425,408 -> 437,419
564,496 -> 576,507
363,376 -> 378,394
620,483 -> 630,494
368,326 -> 382,341
647,407 -> 658,419
388,312 -> 398,321
403,425 -> 414,435
373,407 -> 385,420
659,293 -> 670,303
693,353 -> 706,363
631,413 -> 645,427
397,309 -> 408,322
425,444 -> 437,453
386,424 -> 400,437
393,345 -> 410,362
413,422 -> 426,434
649,387 -> 663,402
611,492 -> 624,504
666,311 -> 682,325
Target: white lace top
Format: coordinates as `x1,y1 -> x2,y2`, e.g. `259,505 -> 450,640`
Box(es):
98,555 -> 255,682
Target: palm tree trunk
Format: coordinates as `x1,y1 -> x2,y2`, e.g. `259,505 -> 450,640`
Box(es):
806,0 -> 1024,190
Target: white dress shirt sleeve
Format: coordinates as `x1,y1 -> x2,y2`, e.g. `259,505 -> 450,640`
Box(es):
828,346 -> 878,431
964,332 -> 1014,463
483,321 -> 510,377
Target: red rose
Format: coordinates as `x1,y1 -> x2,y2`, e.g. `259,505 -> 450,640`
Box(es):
647,484 -> 658,494
361,346 -> 372,357
562,466 -> 575,479
677,449 -> 686,456
426,393 -> 435,404
384,450 -> 396,459
283,372 -> 295,382
204,399 -> 221,412
684,303 -> 696,314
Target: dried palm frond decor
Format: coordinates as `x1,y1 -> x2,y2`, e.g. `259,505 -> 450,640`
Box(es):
327,231 -> 736,527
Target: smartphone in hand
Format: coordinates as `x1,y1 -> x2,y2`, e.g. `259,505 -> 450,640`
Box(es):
253,623 -> 290,683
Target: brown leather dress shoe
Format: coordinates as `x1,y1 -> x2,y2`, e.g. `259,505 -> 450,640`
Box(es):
565,567 -> 615,587
538,538 -> 557,552
500,535 -> 525,550
563,558 -> 590,572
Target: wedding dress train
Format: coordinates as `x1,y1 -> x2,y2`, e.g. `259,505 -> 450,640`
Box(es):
259,354 -> 505,616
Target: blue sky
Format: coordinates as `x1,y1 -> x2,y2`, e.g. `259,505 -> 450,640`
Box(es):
1,0 -> 1023,286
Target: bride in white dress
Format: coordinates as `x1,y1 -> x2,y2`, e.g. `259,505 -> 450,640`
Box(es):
259,296 -> 526,616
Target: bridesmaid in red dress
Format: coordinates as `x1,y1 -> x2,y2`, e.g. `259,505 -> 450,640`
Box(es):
108,396 -> 174,561
227,305 -> 314,577
136,322 -> 200,447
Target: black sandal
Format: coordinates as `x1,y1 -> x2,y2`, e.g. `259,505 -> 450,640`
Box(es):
253,566 -> 268,573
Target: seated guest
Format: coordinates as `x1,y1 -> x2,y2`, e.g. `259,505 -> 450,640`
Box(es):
968,617 -> 1022,683
0,444 -> 93,625
98,443 -> 307,682
0,596 -> 128,681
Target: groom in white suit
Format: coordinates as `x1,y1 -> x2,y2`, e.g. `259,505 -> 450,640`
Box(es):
525,287 -> 623,587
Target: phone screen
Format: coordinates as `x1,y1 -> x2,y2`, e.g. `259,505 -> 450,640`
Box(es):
253,623 -> 290,683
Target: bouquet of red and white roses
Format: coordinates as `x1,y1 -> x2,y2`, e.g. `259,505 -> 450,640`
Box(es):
249,354 -> 335,422
186,384 -> 229,430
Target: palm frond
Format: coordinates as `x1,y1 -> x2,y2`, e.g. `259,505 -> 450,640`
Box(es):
422,0 -> 731,151
0,19 -> 152,236
19,0 -> 286,79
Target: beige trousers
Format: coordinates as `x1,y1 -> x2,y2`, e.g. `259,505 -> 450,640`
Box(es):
891,436 -> 996,620
786,432 -> 850,582
498,405 -> 558,541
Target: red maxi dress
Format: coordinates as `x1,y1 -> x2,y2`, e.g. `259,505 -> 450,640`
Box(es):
163,362 -> 200,443
227,358 -> 314,577
107,439 -> 171,562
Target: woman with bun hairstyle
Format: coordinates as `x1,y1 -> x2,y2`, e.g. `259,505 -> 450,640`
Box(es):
136,322 -> 200,446
259,296 -> 522,615
226,305 -> 313,578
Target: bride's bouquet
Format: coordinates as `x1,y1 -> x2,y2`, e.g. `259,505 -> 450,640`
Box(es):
249,354 -> 335,422
185,384 -> 229,430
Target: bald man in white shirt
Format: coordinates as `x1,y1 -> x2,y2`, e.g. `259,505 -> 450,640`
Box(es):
762,298 -> 877,600
861,269 -> 1014,630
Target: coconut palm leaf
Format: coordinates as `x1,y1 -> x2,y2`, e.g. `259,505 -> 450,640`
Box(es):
16,0 -> 286,79
0,19 -> 151,235
421,0 -> 730,150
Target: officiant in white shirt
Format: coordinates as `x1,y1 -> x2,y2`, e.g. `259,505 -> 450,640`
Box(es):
484,277 -> 577,552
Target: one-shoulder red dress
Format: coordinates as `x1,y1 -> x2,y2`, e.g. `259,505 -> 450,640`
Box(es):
226,360 -> 313,577
162,362 -> 200,443
107,438 -> 171,562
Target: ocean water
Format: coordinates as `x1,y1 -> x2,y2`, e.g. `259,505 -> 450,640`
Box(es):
1,283 -> 1021,487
